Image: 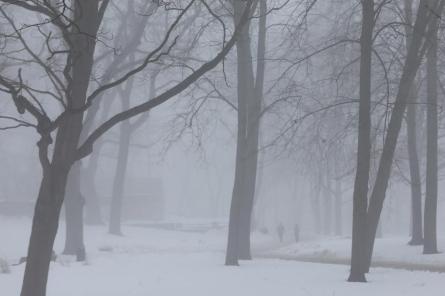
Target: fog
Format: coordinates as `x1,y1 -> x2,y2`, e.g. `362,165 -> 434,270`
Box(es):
0,0 -> 444,295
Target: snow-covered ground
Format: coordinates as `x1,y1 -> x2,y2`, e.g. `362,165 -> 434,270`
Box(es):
1,217 -> 444,295
268,235 -> 445,269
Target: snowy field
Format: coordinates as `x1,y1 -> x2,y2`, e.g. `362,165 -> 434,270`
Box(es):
1,217 -> 444,295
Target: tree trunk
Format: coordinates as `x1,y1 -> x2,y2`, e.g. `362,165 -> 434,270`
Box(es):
348,0 -> 374,283
63,162 -> 85,258
406,93 -> 423,245
334,179 -> 342,236
21,157 -> 71,296
21,1 -> 99,295
225,135 -> 246,265
323,175 -> 333,236
83,150 -> 104,225
75,1 -> 148,228
225,0 -> 253,266
364,0 -> 443,272
310,182 -> 322,234
423,14 -> 439,254
404,0 -> 423,247
82,95 -> 117,225
237,0 -> 266,260
109,87 -> 132,236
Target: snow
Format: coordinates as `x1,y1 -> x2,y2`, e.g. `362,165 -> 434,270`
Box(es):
269,235 -> 445,269
1,217 -> 444,295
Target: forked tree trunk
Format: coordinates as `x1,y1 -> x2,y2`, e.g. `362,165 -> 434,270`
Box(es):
423,14 -> 439,254
21,1 -> 99,295
364,0 -> 443,272
225,5 -> 251,265
21,113 -> 88,296
348,0 -> 374,283
237,0 -> 266,260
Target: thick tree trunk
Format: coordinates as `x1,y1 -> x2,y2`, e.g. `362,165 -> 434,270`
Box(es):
237,134 -> 258,259
423,16 -> 439,254
225,1 -> 253,266
225,135 -> 246,266
226,0 -> 266,262
20,1 -> 99,295
237,0 -> 266,260
21,110 -> 87,296
348,0 -> 374,283
21,160 -> 70,296
63,163 -> 85,258
364,0 -> 442,272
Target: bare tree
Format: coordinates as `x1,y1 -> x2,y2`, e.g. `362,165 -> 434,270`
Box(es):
363,0 -> 444,273
225,0 -> 266,265
423,6 -> 440,254
348,0 -> 374,283
403,0 -> 423,246
0,1 -> 257,295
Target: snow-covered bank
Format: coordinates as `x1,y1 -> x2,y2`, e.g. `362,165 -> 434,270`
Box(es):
266,236 -> 445,271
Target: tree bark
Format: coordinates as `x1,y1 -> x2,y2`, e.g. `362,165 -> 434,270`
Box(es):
108,81 -> 133,236
348,0 -> 374,283
83,151 -> 105,225
108,125 -> 131,235
406,91 -> 423,246
225,0 -> 254,266
237,0 -> 266,260
323,175 -> 333,236
72,1 -> 149,228
334,179 -> 342,236
423,12 -> 439,254
83,100 -> 116,226
63,162 -> 85,257
21,149 -> 71,296
20,1 -> 99,295
364,0 -> 443,272
404,0 -> 423,246
310,181 -> 322,234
